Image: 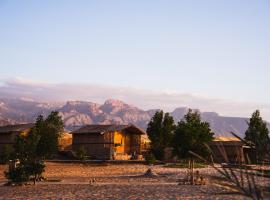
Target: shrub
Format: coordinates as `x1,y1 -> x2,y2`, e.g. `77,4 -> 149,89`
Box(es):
5,164 -> 30,183
5,161 -> 45,184
76,146 -> 87,161
145,153 -> 156,165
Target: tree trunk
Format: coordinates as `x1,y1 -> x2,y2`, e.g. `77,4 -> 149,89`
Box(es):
190,158 -> 194,185
34,174 -> 37,185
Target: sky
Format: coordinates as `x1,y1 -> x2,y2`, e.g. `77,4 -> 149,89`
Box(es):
0,0 -> 270,119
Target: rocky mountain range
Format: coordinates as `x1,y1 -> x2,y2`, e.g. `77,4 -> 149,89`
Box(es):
0,98 -> 269,138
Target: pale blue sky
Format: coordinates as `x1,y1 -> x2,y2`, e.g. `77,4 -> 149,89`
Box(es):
0,0 -> 270,106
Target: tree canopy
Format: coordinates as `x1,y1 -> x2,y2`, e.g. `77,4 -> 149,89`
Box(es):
245,110 -> 269,144
172,109 -> 214,159
146,110 -> 175,160
33,111 -> 64,159
245,110 -> 270,162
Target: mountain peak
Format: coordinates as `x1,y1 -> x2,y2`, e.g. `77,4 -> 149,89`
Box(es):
202,112 -> 219,117
172,107 -> 189,113
104,99 -> 126,106
67,101 -> 88,105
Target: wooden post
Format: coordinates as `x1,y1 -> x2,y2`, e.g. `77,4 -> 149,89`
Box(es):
190,158 -> 194,185
34,174 -> 37,185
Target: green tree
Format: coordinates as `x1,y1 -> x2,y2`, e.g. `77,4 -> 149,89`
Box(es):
5,111 -> 64,184
172,109 -> 214,184
146,111 -> 175,160
34,111 -> 64,159
245,110 -> 270,163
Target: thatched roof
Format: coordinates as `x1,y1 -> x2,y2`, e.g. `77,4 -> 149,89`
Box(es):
213,137 -> 241,142
72,124 -> 146,135
211,137 -> 243,146
0,123 -> 34,133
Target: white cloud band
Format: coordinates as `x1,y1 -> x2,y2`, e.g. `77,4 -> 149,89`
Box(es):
1,77 -> 270,120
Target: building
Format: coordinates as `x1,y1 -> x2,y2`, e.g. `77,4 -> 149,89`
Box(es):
0,124 -> 34,153
209,137 -> 244,163
72,124 -> 145,160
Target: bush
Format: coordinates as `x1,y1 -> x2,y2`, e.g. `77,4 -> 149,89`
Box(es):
145,153 -> 156,165
76,146 -> 87,161
27,162 -> 46,181
5,164 -> 30,183
5,161 -> 45,184
0,145 -> 14,164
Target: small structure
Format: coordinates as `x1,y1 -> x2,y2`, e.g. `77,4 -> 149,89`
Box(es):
72,124 -> 145,160
0,124 -> 34,153
210,137 -> 244,163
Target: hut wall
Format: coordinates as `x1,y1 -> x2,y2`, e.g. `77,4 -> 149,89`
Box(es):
114,131 -> 125,154
210,142 -> 244,163
0,133 -> 13,143
0,133 -> 11,153
113,131 -> 142,159
124,134 -> 131,154
113,131 -> 143,155
130,134 -> 141,155
0,132 -> 19,153
104,132 -> 114,159
73,133 -> 113,159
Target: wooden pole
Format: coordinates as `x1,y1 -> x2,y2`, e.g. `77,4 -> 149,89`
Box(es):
190,158 -> 194,185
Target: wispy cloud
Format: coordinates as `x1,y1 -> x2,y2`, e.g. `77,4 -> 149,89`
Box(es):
1,77 -> 270,120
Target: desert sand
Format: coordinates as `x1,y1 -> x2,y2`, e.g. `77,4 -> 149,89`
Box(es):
0,162 -> 267,199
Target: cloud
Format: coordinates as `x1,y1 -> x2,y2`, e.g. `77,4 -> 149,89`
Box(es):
1,77 -> 270,120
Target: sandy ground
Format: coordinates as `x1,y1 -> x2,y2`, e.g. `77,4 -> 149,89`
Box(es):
0,162 -> 268,200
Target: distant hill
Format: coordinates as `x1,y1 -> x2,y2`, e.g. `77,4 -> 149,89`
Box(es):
0,98 -> 269,138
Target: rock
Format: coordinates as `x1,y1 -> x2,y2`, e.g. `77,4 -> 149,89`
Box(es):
143,168 -> 158,177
